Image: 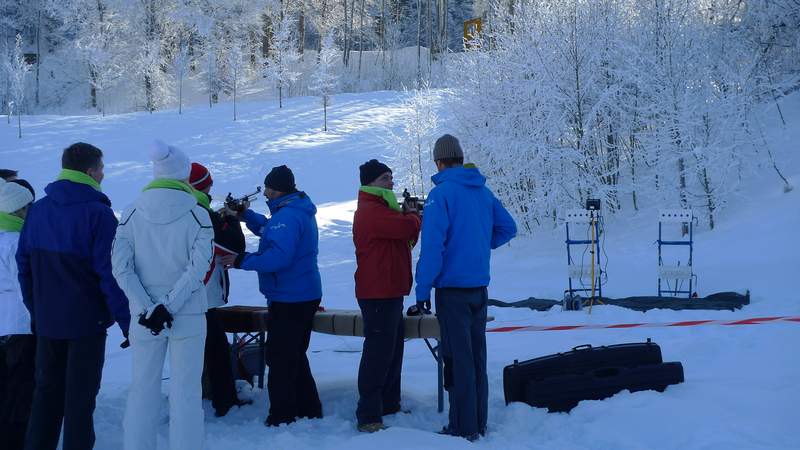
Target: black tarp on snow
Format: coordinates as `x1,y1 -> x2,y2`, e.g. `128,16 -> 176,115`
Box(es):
489,291 -> 749,312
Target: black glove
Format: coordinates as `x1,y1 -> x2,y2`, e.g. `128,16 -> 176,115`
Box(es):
137,305 -> 174,336
407,300 -> 432,316
120,329 -> 130,349
419,299 -> 432,314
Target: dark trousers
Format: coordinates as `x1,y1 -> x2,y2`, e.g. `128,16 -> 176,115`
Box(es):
204,308 -> 239,414
265,299 -> 322,426
355,298 -> 405,425
435,287 -> 488,437
24,334 -> 106,450
0,335 -> 36,450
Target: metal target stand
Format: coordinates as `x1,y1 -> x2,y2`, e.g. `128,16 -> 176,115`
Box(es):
564,205 -> 603,309
657,209 -> 695,298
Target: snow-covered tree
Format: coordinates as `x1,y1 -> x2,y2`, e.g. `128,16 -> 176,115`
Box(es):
388,85 -> 438,197
442,0 -> 796,232
5,34 -> 32,138
62,0 -> 127,115
124,0 -> 177,112
309,32 -> 339,130
225,42 -> 247,121
172,40 -> 190,114
264,13 -> 301,108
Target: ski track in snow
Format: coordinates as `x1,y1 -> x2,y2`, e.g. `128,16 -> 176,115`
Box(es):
1,91 -> 798,450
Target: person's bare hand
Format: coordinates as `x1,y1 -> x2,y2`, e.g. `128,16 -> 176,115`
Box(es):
217,254 -> 238,269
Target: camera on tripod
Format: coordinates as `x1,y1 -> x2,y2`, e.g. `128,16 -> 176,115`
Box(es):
585,198 -> 601,211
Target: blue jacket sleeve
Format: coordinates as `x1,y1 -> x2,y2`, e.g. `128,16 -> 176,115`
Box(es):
239,211 -> 300,274
243,209 -> 268,236
414,189 -> 448,302
92,208 -> 131,335
15,220 -> 33,316
490,195 -> 517,249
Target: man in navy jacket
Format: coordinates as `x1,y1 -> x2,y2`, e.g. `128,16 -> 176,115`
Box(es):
221,165 -> 323,427
17,142 -> 130,450
415,134 -> 517,441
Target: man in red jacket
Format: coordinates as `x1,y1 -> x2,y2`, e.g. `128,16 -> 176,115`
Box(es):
353,159 -> 421,432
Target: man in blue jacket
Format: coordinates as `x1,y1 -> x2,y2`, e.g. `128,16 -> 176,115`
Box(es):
221,165 -> 323,427
16,142 -> 130,450
415,134 -> 517,441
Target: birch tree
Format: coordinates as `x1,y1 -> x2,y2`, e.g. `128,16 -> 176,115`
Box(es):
263,13 -> 300,108
310,32 -> 339,130
388,86 -> 438,197
5,34 -> 32,138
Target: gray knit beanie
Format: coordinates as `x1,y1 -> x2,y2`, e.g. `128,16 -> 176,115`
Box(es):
433,134 -> 464,161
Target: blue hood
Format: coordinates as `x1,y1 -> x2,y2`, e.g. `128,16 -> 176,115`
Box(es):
431,167 -> 487,188
267,191 -> 317,216
44,179 -> 111,207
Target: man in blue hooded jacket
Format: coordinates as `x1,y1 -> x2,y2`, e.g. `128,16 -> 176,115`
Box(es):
16,142 -> 130,450
221,165 -> 323,427
415,134 -> 517,441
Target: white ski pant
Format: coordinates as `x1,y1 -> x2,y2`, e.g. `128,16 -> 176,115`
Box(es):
124,314 -> 207,450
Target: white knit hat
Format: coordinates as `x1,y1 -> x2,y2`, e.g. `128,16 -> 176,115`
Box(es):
150,140 -> 191,181
0,179 -> 34,213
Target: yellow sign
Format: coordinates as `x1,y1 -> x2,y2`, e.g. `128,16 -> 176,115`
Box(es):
463,18 -> 482,48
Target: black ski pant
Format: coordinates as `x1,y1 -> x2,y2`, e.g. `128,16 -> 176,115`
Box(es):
24,333 -> 106,450
435,287 -> 488,438
265,299 -> 322,426
204,308 -> 239,415
0,335 -> 36,450
355,298 -> 405,425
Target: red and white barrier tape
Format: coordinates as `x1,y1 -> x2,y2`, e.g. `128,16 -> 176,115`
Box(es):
486,316 -> 800,333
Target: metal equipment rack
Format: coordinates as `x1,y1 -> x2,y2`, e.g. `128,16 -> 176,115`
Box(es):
657,209 -> 694,298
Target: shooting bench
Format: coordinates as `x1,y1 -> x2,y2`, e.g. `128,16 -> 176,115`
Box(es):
215,305 -> 494,412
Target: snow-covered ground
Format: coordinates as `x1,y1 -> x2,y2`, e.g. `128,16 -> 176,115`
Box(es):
1,91 -> 798,449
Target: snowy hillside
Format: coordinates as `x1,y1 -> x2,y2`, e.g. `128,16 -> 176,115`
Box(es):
1,90 -> 798,450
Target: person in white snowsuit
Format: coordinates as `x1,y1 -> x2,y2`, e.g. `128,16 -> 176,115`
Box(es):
0,178 -> 35,450
112,141 -> 213,450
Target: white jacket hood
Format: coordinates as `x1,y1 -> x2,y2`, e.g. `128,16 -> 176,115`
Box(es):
136,188 -> 199,225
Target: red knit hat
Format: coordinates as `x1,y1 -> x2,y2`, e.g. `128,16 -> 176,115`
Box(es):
189,162 -> 213,191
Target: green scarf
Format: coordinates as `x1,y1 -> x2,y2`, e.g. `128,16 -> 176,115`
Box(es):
0,212 -> 24,232
143,179 -> 210,209
58,168 -> 102,192
359,186 -> 401,212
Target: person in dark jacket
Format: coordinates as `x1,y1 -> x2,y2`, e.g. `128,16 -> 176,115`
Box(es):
415,135 -> 517,441
352,159 -> 421,432
219,165 -> 323,427
16,142 -> 131,450
188,162 -> 252,417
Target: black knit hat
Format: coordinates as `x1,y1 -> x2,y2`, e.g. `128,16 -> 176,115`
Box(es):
359,159 -> 392,186
264,165 -> 296,193
433,134 -> 464,161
